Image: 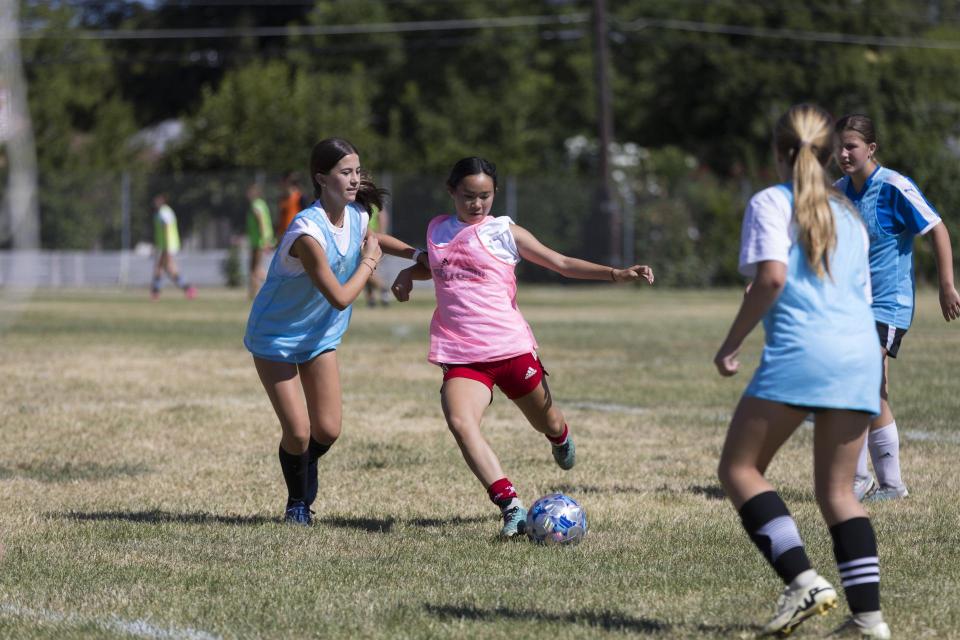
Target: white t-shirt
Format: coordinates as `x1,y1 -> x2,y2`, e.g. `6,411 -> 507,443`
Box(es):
430,215 -> 520,264
276,202 -> 369,277
739,186 -> 795,279
738,185 -> 871,297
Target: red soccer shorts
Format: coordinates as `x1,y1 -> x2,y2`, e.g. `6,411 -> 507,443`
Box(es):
442,352 -> 545,400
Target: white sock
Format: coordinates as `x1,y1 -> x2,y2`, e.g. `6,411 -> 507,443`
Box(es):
855,436 -> 870,480
853,610 -> 884,629
869,422 -> 903,489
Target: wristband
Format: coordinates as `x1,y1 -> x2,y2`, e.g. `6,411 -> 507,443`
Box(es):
412,248 -> 427,264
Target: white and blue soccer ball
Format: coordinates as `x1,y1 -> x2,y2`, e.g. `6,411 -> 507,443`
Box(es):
526,493 -> 587,546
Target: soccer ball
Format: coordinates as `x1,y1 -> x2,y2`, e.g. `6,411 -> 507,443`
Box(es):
526,493 -> 588,546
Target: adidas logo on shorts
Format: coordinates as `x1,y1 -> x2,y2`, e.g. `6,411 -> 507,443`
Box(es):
524,366 -> 537,380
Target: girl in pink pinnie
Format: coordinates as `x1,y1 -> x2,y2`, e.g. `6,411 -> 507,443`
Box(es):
391,157 -> 654,538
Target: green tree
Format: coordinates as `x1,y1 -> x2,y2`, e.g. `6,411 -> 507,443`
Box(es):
21,3 -> 137,249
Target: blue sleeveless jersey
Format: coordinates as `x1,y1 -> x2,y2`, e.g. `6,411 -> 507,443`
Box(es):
243,203 -> 363,363
744,185 -> 881,414
837,167 -> 941,329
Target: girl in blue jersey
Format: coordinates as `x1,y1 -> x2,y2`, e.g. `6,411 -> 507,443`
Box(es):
715,105 -> 889,638
835,114 -> 960,502
244,137 -> 427,525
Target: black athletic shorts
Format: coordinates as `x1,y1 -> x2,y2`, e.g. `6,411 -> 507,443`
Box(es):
875,321 -> 907,358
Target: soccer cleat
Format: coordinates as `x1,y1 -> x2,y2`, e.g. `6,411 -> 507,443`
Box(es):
185,285 -> 197,300
864,484 -> 908,502
828,616 -> 891,638
499,506 -> 527,538
283,501 -> 312,526
853,475 -> 878,502
552,437 -> 576,470
761,574 -> 837,636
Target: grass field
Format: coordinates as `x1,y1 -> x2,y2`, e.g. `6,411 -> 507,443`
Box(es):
1,286 -> 958,639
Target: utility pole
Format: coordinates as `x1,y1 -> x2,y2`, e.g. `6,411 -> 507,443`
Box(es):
591,0 -> 620,265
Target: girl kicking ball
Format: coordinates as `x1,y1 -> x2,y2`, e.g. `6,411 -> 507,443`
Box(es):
391,156 -> 654,538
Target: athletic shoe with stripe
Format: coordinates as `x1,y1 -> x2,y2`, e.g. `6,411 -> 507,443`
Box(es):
499,506 -> 527,538
761,574 -> 837,636
864,484 -> 908,502
828,616 -> 891,639
853,475 -> 878,502
552,437 -> 576,470
284,501 -> 312,526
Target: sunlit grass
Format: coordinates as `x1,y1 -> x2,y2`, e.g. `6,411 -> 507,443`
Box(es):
0,287 -> 957,639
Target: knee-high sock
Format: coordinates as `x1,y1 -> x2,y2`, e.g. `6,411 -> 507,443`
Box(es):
278,445 -> 309,506
739,491 -> 812,585
305,438 -> 332,507
831,517 -> 880,614
855,436 -> 870,479
869,422 -> 903,489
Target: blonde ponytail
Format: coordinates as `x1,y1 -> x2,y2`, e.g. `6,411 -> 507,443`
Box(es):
774,105 -> 838,278
793,142 -> 835,278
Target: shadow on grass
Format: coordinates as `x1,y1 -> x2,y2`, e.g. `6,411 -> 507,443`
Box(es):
688,484 -> 726,500
54,510 -> 272,526
424,603 -> 669,634
322,516 -> 395,533
548,483 -> 647,496
424,604 -> 762,636
407,514 -> 489,528
0,462 -> 149,483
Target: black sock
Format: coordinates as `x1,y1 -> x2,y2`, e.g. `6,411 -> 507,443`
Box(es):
830,517 -> 880,613
278,445 -> 309,507
305,438 -> 332,507
739,491 -> 812,585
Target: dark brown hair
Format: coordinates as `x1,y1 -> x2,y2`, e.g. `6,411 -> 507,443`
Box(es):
835,114 -> 877,146
309,137 -> 387,211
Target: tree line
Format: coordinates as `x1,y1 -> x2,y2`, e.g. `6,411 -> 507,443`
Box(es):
8,0 -> 960,285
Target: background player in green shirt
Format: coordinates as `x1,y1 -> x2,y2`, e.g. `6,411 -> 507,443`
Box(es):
246,183 -> 275,299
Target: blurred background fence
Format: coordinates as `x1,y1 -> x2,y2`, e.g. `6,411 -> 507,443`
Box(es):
1,166 -> 762,289
1,165 -> 949,289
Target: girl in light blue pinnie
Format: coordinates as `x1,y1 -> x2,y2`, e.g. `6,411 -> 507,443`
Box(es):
714,104 -> 888,638
244,137 -> 427,525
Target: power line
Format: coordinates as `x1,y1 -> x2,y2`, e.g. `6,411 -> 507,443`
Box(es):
14,11 -> 960,53
618,16 -> 960,51
16,13 -> 590,40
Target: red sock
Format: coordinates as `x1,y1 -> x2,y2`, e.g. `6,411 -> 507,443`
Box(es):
546,424 -> 569,446
487,477 -> 518,508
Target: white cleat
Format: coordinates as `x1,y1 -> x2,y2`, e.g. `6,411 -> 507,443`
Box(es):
761,574 -> 838,636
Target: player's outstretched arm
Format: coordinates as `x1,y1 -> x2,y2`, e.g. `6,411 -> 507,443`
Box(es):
296,233 -> 382,310
391,263 -> 432,302
714,260 -> 786,376
376,233 -> 428,268
927,223 -> 960,321
511,225 -> 654,284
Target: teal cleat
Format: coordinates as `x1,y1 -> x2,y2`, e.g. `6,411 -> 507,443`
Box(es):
552,437 -> 576,470
499,506 -> 527,538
